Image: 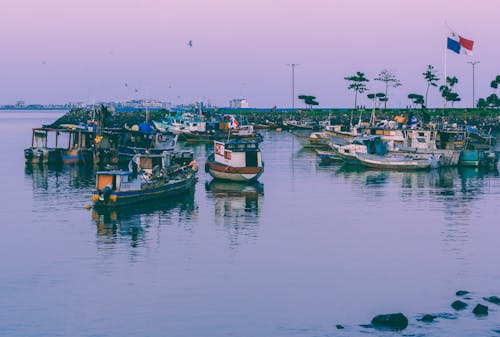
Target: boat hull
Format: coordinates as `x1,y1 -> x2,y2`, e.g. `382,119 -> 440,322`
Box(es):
315,149 -> 342,163
293,133 -> 330,149
207,154 -> 264,182
24,148 -> 62,164
92,175 -> 196,207
183,132 -> 263,143
354,153 -> 432,170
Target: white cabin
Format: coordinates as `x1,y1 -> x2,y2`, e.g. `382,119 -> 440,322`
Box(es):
213,140 -> 262,168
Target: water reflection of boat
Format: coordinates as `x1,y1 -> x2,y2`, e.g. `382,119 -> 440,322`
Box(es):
205,180 -> 264,243
25,163 -> 95,191
92,190 -> 196,244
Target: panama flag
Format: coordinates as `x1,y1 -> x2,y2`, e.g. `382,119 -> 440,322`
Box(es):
447,31 -> 474,55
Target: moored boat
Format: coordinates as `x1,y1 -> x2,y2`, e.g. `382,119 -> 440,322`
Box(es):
293,132 -> 331,149
332,135 -> 440,170
25,127 -> 95,165
315,149 -> 342,163
92,150 -> 198,207
353,152 -> 438,170
206,139 -> 264,182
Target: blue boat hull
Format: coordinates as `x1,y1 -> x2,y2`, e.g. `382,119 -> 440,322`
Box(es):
93,175 -> 196,207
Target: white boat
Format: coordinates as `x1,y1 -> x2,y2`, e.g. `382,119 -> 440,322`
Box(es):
293,132 -> 331,149
353,152 -> 439,170
206,139 -> 264,182
332,135 -> 440,170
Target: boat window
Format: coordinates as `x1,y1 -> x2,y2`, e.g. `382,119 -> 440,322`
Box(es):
224,151 -> 231,160
237,144 -> 245,149
247,143 -> 256,148
418,132 -> 425,137
417,138 -> 426,143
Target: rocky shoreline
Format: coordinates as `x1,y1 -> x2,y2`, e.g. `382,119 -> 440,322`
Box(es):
48,107 -> 500,132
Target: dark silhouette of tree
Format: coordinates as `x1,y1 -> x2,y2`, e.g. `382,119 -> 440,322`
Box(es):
374,69 -> 401,110
298,95 -> 319,109
486,93 -> 499,108
477,98 -> 487,109
422,65 -> 439,107
344,72 -> 369,109
408,93 -> 425,108
439,76 -> 460,109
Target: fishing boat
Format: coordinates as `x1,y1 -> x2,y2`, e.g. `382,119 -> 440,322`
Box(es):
115,130 -> 178,164
92,150 -> 198,207
206,139 -> 264,182
332,135 -> 440,170
353,152 -> 438,170
25,127 -> 94,165
315,149 -> 342,163
293,132 -> 331,149
324,124 -> 361,140
282,119 -> 319,130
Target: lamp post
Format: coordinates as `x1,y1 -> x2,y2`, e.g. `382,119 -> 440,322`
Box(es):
468,60 -> 479,108
286,64 -> 299,109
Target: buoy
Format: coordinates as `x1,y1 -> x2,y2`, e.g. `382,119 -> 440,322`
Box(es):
85,204 -> 92,210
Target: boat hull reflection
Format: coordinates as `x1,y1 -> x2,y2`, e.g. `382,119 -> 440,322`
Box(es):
92,189 -> 196,243
205,180 -> 264,247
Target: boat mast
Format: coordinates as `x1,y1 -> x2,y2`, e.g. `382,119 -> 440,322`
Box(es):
145,94 -> 150,124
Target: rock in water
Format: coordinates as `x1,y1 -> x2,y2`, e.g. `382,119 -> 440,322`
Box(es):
451,300 -> 467,311
456,290 -> 470,296
371,313 -> 408,330
483,296 -> 500,305
418,314 -> 437,322
472,304 -> 488,316
335,324 -> 344,329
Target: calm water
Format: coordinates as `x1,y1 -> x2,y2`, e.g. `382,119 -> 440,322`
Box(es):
1,110 -> 499,337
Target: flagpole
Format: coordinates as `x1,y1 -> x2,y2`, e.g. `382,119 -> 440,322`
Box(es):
444,28 -> 448,110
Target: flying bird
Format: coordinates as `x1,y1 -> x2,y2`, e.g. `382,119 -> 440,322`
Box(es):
188,40 -> 193,47
124,82 -> 128,87
134,89 -> 139,93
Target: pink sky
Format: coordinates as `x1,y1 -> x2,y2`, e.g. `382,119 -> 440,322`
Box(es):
1,0 -> 499,108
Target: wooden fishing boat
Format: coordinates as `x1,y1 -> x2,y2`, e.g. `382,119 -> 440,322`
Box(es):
92,151 -> 198,207
293,132 -> 331,149
206,139 -> 264,182
25,127 -> 94,165
332,135 -> 439,170
315,149 -> 342,163
353,152 -> 438,170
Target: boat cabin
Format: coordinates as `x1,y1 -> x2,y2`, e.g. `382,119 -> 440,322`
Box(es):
213,140 -> 262,168
337,136 -> 388,157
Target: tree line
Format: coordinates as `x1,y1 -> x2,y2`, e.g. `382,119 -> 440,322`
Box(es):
299,66 -> 500,110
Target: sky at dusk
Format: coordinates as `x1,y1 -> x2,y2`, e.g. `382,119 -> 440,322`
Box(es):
1,0 -> 499,108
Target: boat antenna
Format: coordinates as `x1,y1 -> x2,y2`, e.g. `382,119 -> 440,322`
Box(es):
145,92 -> 150,124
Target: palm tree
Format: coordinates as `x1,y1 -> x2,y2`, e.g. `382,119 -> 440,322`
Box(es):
408,93 -> 425,109
422,65 -> 439,107
344,72 -> 369,109
374,69 -> 401,110
439,76 -> 460,108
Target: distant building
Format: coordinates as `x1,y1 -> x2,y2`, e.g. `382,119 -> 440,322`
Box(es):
67,102 -> 86,108
15,100 -> 25,108
229,99 -> 249,109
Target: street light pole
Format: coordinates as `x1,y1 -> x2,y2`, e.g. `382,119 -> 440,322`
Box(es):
286,64 -> 299,109
468,60 -> 479,108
